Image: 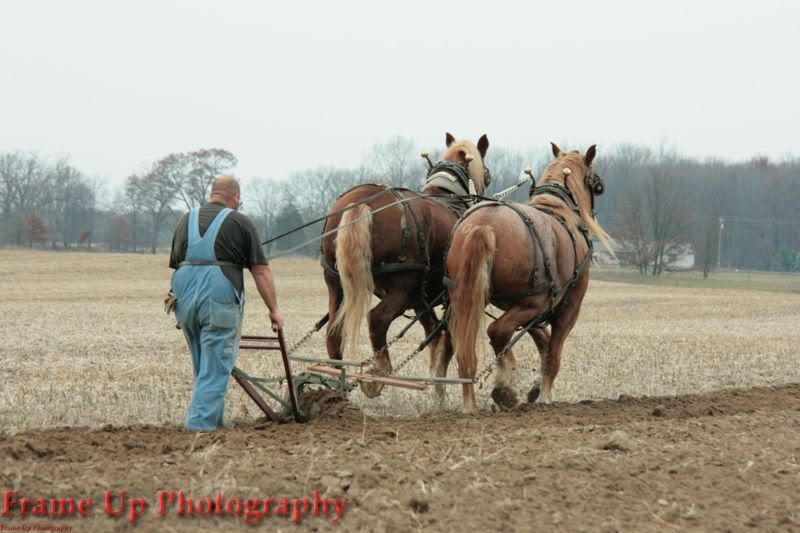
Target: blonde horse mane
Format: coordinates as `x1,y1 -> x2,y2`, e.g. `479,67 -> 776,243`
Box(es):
530,150 -> 615,254
442,138 -> 487,194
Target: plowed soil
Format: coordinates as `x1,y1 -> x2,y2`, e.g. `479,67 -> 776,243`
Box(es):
3,384 -> 799,531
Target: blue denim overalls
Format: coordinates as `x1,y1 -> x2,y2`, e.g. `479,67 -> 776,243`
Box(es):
171,208 -> 244,430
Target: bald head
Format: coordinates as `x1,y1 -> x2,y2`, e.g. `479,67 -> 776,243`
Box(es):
209,175 -> 241,209
211,175 -> 240,196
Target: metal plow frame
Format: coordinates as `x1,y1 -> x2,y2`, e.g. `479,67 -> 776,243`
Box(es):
234,331 -> 475,424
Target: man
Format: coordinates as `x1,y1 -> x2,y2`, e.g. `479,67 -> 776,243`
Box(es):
169,175 -> 284,431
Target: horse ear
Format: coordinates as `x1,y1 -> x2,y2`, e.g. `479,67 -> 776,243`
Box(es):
585,144 -> 597,166
477,134 -> 489,158
446,132 -> 456,147
551,142 -> 561,157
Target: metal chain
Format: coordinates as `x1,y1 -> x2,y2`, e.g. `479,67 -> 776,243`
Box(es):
357,329 -> 408,371
286,325 -> 319,355
476,357 -> 497,389
392,343 -> 427,374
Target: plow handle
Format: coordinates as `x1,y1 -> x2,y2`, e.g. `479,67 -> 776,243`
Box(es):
278,330 -> 304,422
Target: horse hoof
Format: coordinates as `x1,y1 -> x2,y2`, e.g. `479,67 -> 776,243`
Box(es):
527,385 -> 541,403
360,381 -> 384,399
491,386 -> 519,410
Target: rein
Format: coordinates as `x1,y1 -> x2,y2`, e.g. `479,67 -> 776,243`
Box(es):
261,185 -> 391,246
265,191 -> 441,262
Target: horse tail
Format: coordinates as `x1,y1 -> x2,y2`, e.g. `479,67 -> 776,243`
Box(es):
447,224 -> 496,380
331,203 -> 374,357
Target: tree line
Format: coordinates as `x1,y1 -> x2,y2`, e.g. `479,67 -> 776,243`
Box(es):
1,138 -> 798,275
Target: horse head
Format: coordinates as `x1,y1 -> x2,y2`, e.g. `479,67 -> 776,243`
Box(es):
534,143 -> 614,253
434,133 -> 491,194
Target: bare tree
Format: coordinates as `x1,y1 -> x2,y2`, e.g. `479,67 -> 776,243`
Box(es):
365,136 -> 422,189
615,183 -> 653,274
645,152 -> 694,275
0,152 -> 47,245
698,218 -> 720,279
593,144 -> 654,229
247,177 -> 285,250
486,147 -> 528,201
84,176 -> 106,250
121,175 -> 147,252
613,149 -> 694,276
291,167 -> 362,217
108,215 -> 130,251
42,159 -> 88,248
183,148 -> 237,207
26,211 -> 48,247
161,149 -> 238,210
141,164 -> 181,254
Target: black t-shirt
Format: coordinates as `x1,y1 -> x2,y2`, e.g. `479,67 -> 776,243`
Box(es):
169,202 -> 268,294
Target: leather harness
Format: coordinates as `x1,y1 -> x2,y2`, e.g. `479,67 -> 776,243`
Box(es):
442,173 -> 598,329
319,160 -> 485,308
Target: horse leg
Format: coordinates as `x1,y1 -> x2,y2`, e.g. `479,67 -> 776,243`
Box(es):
538,324 -> 565,404
486,311 -> 526,410
537,308 -> 582,404
324,273 -> 344,361
526,326 -> 550,403
537,274 -> 588,403
360,291 -> 410,399
419,307 -> 450,407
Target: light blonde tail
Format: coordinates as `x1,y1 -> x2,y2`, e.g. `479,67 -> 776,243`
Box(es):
331,204 -> 374,357
447,224 -> 496,379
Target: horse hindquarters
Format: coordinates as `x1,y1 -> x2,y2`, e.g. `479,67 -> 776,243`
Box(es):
446,224 -> 497,413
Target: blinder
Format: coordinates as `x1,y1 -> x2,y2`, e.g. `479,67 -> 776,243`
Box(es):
528,168 -> 606,217
586,171 -> 605,196
425,160 -> 472,193
425,159 -> 491,193
482,164 -> 492,187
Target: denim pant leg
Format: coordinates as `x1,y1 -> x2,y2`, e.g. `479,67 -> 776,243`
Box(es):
185,301 -> 242,430
182,324 -> 202,380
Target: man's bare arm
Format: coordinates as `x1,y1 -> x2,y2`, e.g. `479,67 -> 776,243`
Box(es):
249,264 -> 285,331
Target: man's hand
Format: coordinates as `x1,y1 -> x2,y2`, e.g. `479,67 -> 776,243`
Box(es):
269,309 -> 285,332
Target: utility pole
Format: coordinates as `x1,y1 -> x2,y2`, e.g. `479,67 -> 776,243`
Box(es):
717,217 -> 724,269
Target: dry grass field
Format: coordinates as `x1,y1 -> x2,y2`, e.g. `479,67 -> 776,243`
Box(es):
1,249 -> 798,431
1,249 -> 799,531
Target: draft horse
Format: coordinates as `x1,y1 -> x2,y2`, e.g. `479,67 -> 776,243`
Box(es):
445,144 -> 613,412
321,133 -> 490,399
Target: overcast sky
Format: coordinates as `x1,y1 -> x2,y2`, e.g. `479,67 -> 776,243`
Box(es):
1,1 -> 798,187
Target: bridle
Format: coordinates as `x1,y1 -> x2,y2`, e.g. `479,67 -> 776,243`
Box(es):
584,169 -> 605,214
529,167 -> 605,217
424,158 -> 492,194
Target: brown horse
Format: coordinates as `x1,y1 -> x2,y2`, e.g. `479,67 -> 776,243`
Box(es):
321,133 -> 490,400
445,144 -> 613,412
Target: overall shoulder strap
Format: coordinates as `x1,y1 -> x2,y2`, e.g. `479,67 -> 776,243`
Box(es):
179,208 -> 244,268
202,208 -> 233,245
187,209 -> 201,245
